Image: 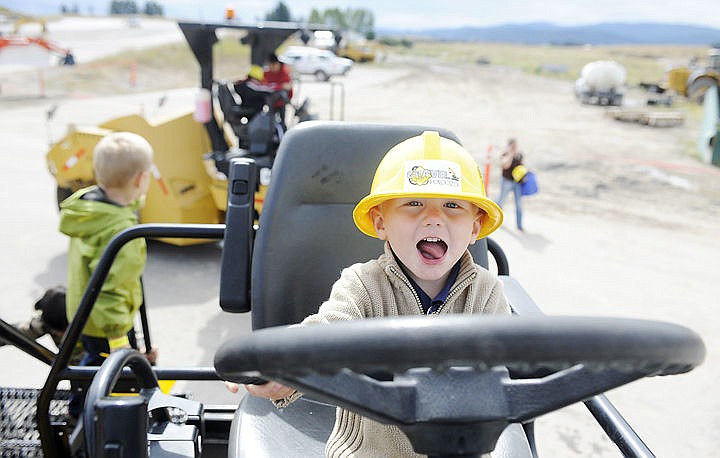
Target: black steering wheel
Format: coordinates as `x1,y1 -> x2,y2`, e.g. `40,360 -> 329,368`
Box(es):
214,315 -> 705,457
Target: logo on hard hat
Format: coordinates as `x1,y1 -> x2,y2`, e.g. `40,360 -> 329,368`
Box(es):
404,160 -> 461,192
407,165 -> 432,186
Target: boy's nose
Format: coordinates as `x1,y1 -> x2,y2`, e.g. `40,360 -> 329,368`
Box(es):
422,207 -> 443,225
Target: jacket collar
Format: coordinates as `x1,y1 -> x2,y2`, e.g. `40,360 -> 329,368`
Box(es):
378,242 -> 477,289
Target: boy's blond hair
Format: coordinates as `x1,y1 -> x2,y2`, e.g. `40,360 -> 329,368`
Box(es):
93,132 -> 153,188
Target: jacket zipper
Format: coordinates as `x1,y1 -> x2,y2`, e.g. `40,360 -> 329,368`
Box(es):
389,266 -> 425,315
389,266 -> 477,315
435,273 -> 475,314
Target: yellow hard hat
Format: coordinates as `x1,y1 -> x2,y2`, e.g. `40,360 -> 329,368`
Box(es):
248,64 -> 264,81
353,131 -> 503,240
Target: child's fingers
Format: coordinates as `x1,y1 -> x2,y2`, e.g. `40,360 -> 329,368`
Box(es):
145,347 -> 158,365
224,381 -> 240,393
245,381 -> 294,400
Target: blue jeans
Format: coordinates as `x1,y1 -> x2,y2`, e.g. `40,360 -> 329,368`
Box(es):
68,331 -> 137,418
496,177 -> 523,230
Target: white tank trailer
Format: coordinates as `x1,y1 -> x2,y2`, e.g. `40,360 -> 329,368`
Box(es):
575,60 -> 627,106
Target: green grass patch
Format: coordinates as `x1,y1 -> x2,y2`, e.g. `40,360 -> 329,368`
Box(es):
46,37 -> 252,94
45,36 -> 713,106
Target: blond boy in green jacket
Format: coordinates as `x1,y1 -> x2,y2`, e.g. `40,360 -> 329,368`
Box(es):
59,131 -> 155,417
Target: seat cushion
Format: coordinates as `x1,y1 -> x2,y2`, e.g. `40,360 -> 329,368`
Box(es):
229,395 -> 334,458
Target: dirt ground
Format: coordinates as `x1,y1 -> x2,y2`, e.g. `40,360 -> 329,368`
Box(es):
1,17 -> 719,457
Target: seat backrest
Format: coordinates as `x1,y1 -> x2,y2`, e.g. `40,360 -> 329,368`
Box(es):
248,121 -> 489,330
216,81 -> 239,120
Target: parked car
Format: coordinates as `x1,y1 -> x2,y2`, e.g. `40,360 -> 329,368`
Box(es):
279,46 -> 353,81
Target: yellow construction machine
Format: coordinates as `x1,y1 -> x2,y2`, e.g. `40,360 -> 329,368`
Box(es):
334,31 -> 384,63
665,47 -> 720,103
46,20 -> 326,245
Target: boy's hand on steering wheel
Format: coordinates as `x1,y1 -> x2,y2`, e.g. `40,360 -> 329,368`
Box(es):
245,381 -> 296,401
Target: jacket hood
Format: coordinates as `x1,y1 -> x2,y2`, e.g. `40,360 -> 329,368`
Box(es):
59,188 -> 139,239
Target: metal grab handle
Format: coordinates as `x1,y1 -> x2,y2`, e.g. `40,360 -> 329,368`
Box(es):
83,349 -> 158,455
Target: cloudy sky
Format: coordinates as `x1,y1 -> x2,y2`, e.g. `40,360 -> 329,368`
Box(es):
4,1 -> 720,30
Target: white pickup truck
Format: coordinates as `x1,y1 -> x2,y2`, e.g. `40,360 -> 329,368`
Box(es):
279,46 -> 353,81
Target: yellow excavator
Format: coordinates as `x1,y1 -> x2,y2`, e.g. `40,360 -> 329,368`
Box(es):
46,20 -> 327,245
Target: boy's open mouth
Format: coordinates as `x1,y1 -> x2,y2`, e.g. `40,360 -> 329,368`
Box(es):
417,237 -> 448,260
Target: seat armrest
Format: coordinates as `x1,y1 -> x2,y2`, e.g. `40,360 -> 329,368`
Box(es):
499,276 -> 545,317
219,158 -> 257,312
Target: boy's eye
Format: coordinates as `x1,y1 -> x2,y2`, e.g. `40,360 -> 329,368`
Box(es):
406,201 -> 422,207
444,202 -> 460,209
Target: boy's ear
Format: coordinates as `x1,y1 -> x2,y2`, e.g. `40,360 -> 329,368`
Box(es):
468,210 -> 484,244
133,170 -> 150,187
370,206 -> 387,240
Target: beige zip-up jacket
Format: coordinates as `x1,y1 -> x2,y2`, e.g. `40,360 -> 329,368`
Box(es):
298,242 -> 510,458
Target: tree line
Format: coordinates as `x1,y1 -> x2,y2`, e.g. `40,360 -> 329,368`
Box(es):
265,2 -> 376,39
108,1 -> 163,15
60,1 -> 164,15
106,0 -> 374,36
63,2 -> 377,40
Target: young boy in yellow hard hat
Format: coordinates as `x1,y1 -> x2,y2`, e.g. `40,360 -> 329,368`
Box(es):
230,130 -> 510,457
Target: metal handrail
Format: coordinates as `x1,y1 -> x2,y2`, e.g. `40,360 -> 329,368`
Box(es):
329,81 -> 345,120
0,318 -> 56,365
584,395 -> 654,457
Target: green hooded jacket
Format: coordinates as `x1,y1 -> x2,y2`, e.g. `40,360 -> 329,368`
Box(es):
59,186 -> 146,339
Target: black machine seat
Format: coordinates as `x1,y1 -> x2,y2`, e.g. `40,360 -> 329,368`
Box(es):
217,121 -> 517,456
235,121 -> 489,330
216,79 -> 291,157
228,396 -> 532,457
216,81 -> 259,124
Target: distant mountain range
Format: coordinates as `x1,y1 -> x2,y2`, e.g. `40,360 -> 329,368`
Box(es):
378,22 -> 720,45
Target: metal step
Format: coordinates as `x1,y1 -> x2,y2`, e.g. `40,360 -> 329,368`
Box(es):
0,387 -> 71,457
